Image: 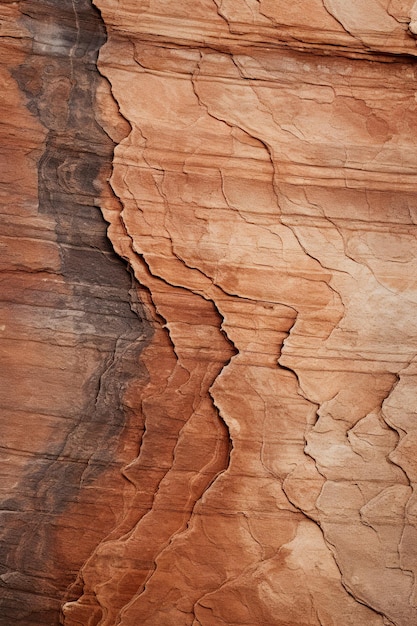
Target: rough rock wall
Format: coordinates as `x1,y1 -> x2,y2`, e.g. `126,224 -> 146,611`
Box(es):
0,2 -> 152,624
2,0 -> 417,625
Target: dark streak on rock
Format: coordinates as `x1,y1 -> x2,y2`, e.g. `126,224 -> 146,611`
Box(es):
0,1 -> 152,624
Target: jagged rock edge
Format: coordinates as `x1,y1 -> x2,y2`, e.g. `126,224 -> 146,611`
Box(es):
192,44 -> 399,623
88,4 -> 239,619
90,5 -> 411,623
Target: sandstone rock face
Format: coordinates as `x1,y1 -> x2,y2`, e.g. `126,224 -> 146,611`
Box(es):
0,2 -> 151,624
2,0 -> 417,625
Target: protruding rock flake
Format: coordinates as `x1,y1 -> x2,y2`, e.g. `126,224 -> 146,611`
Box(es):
1,0 -> 417,625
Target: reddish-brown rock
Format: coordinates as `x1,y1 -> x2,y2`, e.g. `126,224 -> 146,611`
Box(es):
2,1 -> 417,625
0,2 -> 152,624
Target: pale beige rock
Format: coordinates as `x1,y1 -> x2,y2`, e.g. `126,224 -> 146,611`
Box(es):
55,1 -> 417,625
409,0 -> 417,31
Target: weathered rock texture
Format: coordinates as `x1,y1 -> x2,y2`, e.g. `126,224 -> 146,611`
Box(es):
2,0 -> 417,625
0,1 -> 151,623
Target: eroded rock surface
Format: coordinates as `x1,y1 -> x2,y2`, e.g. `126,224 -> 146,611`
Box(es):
0,2 -> 151,624
68,1 -> 417,624
2,0 -> 417,625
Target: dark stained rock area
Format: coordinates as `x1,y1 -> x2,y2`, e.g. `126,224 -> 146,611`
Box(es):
0,1 -> 152,624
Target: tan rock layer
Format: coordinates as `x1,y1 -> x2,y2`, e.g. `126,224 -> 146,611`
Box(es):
60,0 -> 417,624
